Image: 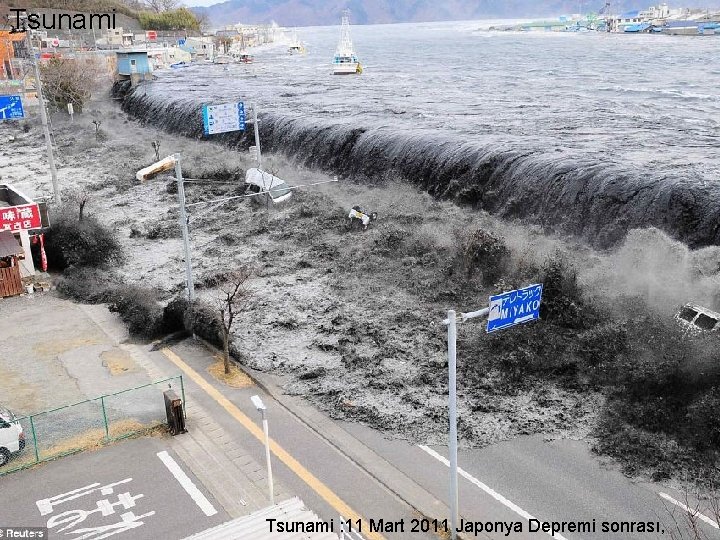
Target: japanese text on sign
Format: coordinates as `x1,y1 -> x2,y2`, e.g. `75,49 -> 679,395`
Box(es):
0,203 -> 42,232
202,102 -> 245,135
0,95 -> 24,120
486,283 -> 543,333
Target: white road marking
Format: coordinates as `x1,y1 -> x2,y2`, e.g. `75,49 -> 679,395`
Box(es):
418,445 -> 569,540
659,492 -> 719,530
157,451 -> 217,517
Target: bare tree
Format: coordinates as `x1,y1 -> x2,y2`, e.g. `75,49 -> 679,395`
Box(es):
40,57 -> 106,113
65,187 -> 92,222
143,0 -> 179,12
217,267 -> 253,374
663,481 -> 720,540
195,10 -> 210,32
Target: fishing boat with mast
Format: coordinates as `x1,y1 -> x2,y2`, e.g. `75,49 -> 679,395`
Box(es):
332,10 -> 362,75
288,28 -> 306,54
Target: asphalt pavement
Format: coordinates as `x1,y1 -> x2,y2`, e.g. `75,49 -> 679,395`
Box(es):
0,437 -> 228,539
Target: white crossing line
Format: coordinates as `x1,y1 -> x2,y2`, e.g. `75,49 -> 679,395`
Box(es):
659,492 -> 720,530
157,451 -> 218,517
418,445 -> 569,540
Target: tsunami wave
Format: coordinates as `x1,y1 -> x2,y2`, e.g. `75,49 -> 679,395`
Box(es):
117,82 -> 720,250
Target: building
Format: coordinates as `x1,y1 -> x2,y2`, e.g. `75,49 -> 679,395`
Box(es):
147,45 -> 192,69
0,231 -> 25,298
518,20 -> 571,32
0,184 -> 45,279
180,36 -> 215,61
115,50 -> 153,86
0,31 -> 27,80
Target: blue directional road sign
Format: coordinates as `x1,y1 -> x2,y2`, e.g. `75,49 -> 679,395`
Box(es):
0,95 -> 25,120
202,102 -> 245,135
486,283 -> 543,333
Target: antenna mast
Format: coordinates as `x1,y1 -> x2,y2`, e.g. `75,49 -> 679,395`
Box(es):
337,9 -> 353,53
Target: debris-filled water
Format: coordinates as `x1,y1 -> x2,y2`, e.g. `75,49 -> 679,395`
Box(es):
122,21 -> 720,248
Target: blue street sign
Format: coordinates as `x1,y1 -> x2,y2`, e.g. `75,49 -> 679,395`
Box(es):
0,95 -> 24,120
178,38 -> 186,46
486,283 -> 543,333
202,101 -> 245,135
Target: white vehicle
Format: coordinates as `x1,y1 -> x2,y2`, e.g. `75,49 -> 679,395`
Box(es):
0,406 -> 25,466
675,304 -> 720,333
243,168 -> 293,206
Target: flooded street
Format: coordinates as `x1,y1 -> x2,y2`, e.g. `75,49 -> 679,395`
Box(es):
126,22 -> 720,247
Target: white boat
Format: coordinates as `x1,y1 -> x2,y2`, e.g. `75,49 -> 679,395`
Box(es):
332,11 -> 362,75
288,28 -> 306,54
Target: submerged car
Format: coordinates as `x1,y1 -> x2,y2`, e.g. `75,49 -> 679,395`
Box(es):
0,406 -> 25,466
675,304 -> 720,333
243,168 -> 293,206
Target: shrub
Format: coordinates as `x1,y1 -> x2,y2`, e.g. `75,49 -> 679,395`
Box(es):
594,409 -> 683,477
45,213 -> 124,270
137,8 -> 200,30
459,228 -> 510,285
56,267 -> 118,303
146,220 -> 180,240
685,389 -> 720,451
373,224 -> 407,255
162,295 -> 190,334
107,285 -> 165,339
185,300 -> 224,349
539,255 -> 596,329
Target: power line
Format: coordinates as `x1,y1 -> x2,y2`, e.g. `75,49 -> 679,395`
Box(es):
184,177 -> 339,208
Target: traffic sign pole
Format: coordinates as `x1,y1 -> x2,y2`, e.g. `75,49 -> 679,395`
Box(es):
447,309 -> 459,540
441,284 -> 542,536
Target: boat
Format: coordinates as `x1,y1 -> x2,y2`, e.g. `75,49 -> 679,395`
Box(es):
288,28 -> 306,54
238,51 -> 254,64
332,11 -> 362,75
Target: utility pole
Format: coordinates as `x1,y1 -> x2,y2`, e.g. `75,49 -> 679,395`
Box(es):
174,154 -> 195,302
24,26 -> 61,205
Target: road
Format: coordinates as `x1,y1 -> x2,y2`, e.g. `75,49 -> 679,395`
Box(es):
340,423 -> 719,540
0,437 -> 227,539
3,294 -> 717,540
154,341 -> 438,540
152,340 -> 720,540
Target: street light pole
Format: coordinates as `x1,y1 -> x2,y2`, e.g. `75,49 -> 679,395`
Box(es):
261,408 -> 274,504
24,27 -> 61,205
251,395 -> 274,505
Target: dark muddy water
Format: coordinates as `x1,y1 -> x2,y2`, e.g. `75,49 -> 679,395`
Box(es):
124,21 -> 720,248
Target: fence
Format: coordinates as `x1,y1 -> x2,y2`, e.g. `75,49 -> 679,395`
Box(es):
0,375 -> 184,476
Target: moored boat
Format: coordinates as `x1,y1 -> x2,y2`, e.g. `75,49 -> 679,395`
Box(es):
333,11 -> 362,75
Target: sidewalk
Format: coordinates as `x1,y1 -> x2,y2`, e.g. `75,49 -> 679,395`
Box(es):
79,303 -> 291,519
